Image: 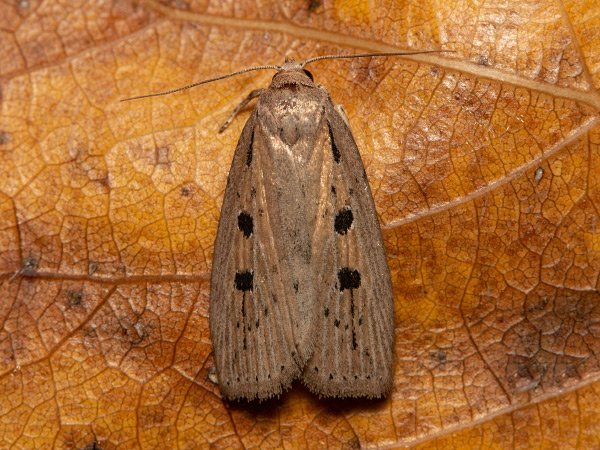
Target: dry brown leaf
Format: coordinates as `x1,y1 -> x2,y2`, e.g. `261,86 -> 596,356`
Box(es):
1,0 -> 600,448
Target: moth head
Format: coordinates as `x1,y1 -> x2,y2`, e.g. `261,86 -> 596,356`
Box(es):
270,59 -> 316,88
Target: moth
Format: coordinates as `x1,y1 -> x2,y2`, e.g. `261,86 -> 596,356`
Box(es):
123,50 -> 447,401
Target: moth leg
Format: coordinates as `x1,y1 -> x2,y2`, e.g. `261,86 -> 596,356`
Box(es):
219,89 -> 265,133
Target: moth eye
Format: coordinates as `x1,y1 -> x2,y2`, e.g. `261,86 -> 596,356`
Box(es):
303,69 -> 314,81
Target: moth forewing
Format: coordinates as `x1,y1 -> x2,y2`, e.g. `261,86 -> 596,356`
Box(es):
301,99 -> 394,398
209,75 -> 321,401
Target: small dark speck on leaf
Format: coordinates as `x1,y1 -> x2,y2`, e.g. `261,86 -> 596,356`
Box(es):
22,257 -> 38,274
69,291 -> 83,306
11,257 -> 39,281
477,55 -> 489,66
308,0 -> 321,11
83,441 -> 103,450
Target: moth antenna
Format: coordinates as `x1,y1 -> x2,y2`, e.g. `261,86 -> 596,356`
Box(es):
121,64 -> 281,102
301,50 -> 454,67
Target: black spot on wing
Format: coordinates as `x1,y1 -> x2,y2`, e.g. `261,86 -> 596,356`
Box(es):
338,267 -> 361,291
328,123 -> 340,163
234,270 -> 253,291
246,128 -> 255,166
334,207 -> 353,235
237,211 -> 253,238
